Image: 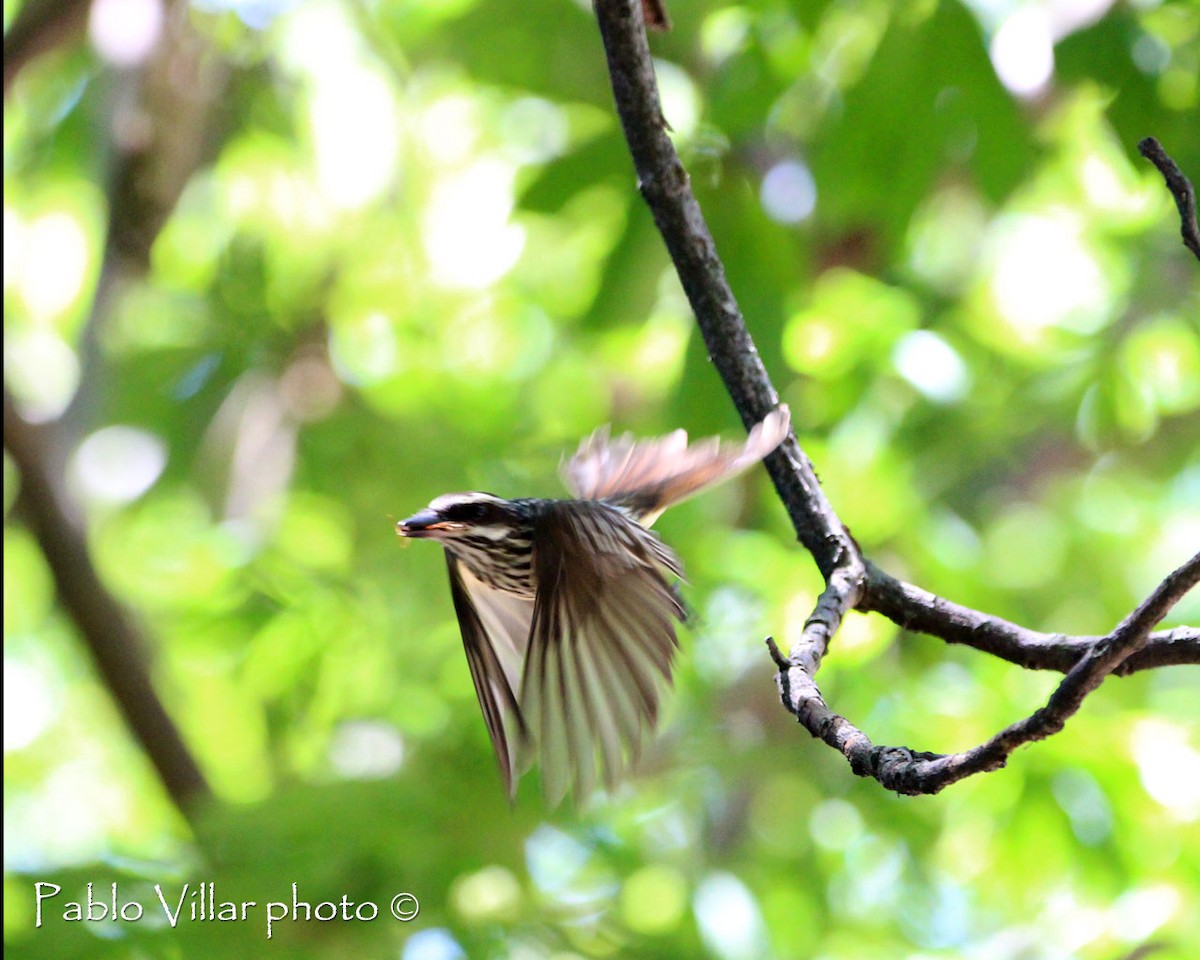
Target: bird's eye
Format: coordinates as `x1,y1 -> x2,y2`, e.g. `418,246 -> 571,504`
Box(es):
451,503 -> 488,524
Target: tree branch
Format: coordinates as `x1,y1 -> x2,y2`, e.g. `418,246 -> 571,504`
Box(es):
592,0 -> 1200,795
594,0 -> 856,582
874,551 -> 1200,794
774,552 -> 1199,795
766,560 -> 875,778
60,2 -> 230,440
4,6 -> 227,820
2,0 -> 90,97
1138,137 -> 1200,262
860,561 -> 1199,677
4,389 -> 211,818
640,0 -> 671,31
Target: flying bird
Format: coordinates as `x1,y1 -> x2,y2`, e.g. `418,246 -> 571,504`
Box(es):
396,406 -> 790,803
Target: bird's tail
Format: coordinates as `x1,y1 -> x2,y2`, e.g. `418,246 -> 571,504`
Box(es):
561,405 -> 790,525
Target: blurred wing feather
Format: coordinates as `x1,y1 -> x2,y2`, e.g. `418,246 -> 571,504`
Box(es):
562,405 -> 790,522
521,502 -> 684,805
446,553 -> 533,796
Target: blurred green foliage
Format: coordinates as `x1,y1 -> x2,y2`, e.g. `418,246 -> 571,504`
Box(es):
4,0 -> 1199,958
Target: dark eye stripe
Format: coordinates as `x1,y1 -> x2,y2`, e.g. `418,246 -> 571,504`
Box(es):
446,502 -> 491,523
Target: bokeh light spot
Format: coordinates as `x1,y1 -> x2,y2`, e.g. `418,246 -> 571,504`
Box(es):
424,160 -> 525,289
1132,719 -> 1200,821
3,658 -> 56,752
451,866 -> 521,922
328,720 -> 404,779
402,928 -> 465,960
71,426 -> 167,504
621,864 -> 687,935
987,213 -> 1109,339
990,7 -> 1054,98
15,211 -> 92,320
893,330 -> 971,403
694,872 -> 768,960
809,798 -> 863,852
89,0 -> 163,67
760,160 -> 817,224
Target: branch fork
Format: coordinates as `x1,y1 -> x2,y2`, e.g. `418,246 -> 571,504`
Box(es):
593,0 -> 1199,794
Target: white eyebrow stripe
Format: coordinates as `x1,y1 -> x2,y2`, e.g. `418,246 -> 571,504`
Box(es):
429,491 -> 504,511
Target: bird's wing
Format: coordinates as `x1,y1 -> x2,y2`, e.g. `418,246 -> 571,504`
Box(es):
445,552 -> 534,796
561,405 -> 790,524
521,501 -> 685,805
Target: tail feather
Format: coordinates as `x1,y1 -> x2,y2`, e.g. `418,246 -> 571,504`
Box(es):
562,406 -> 790,525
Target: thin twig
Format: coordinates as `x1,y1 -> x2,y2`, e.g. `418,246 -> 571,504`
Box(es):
1138,137 -> 1200,262
771,562 -> 878,778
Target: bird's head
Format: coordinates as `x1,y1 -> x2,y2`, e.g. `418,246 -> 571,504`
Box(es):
396,492 -> 522,543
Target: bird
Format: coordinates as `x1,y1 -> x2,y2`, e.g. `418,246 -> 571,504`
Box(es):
396,405 -> 790,803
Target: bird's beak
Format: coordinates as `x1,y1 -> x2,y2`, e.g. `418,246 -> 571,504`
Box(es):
396,509 -> 445,538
